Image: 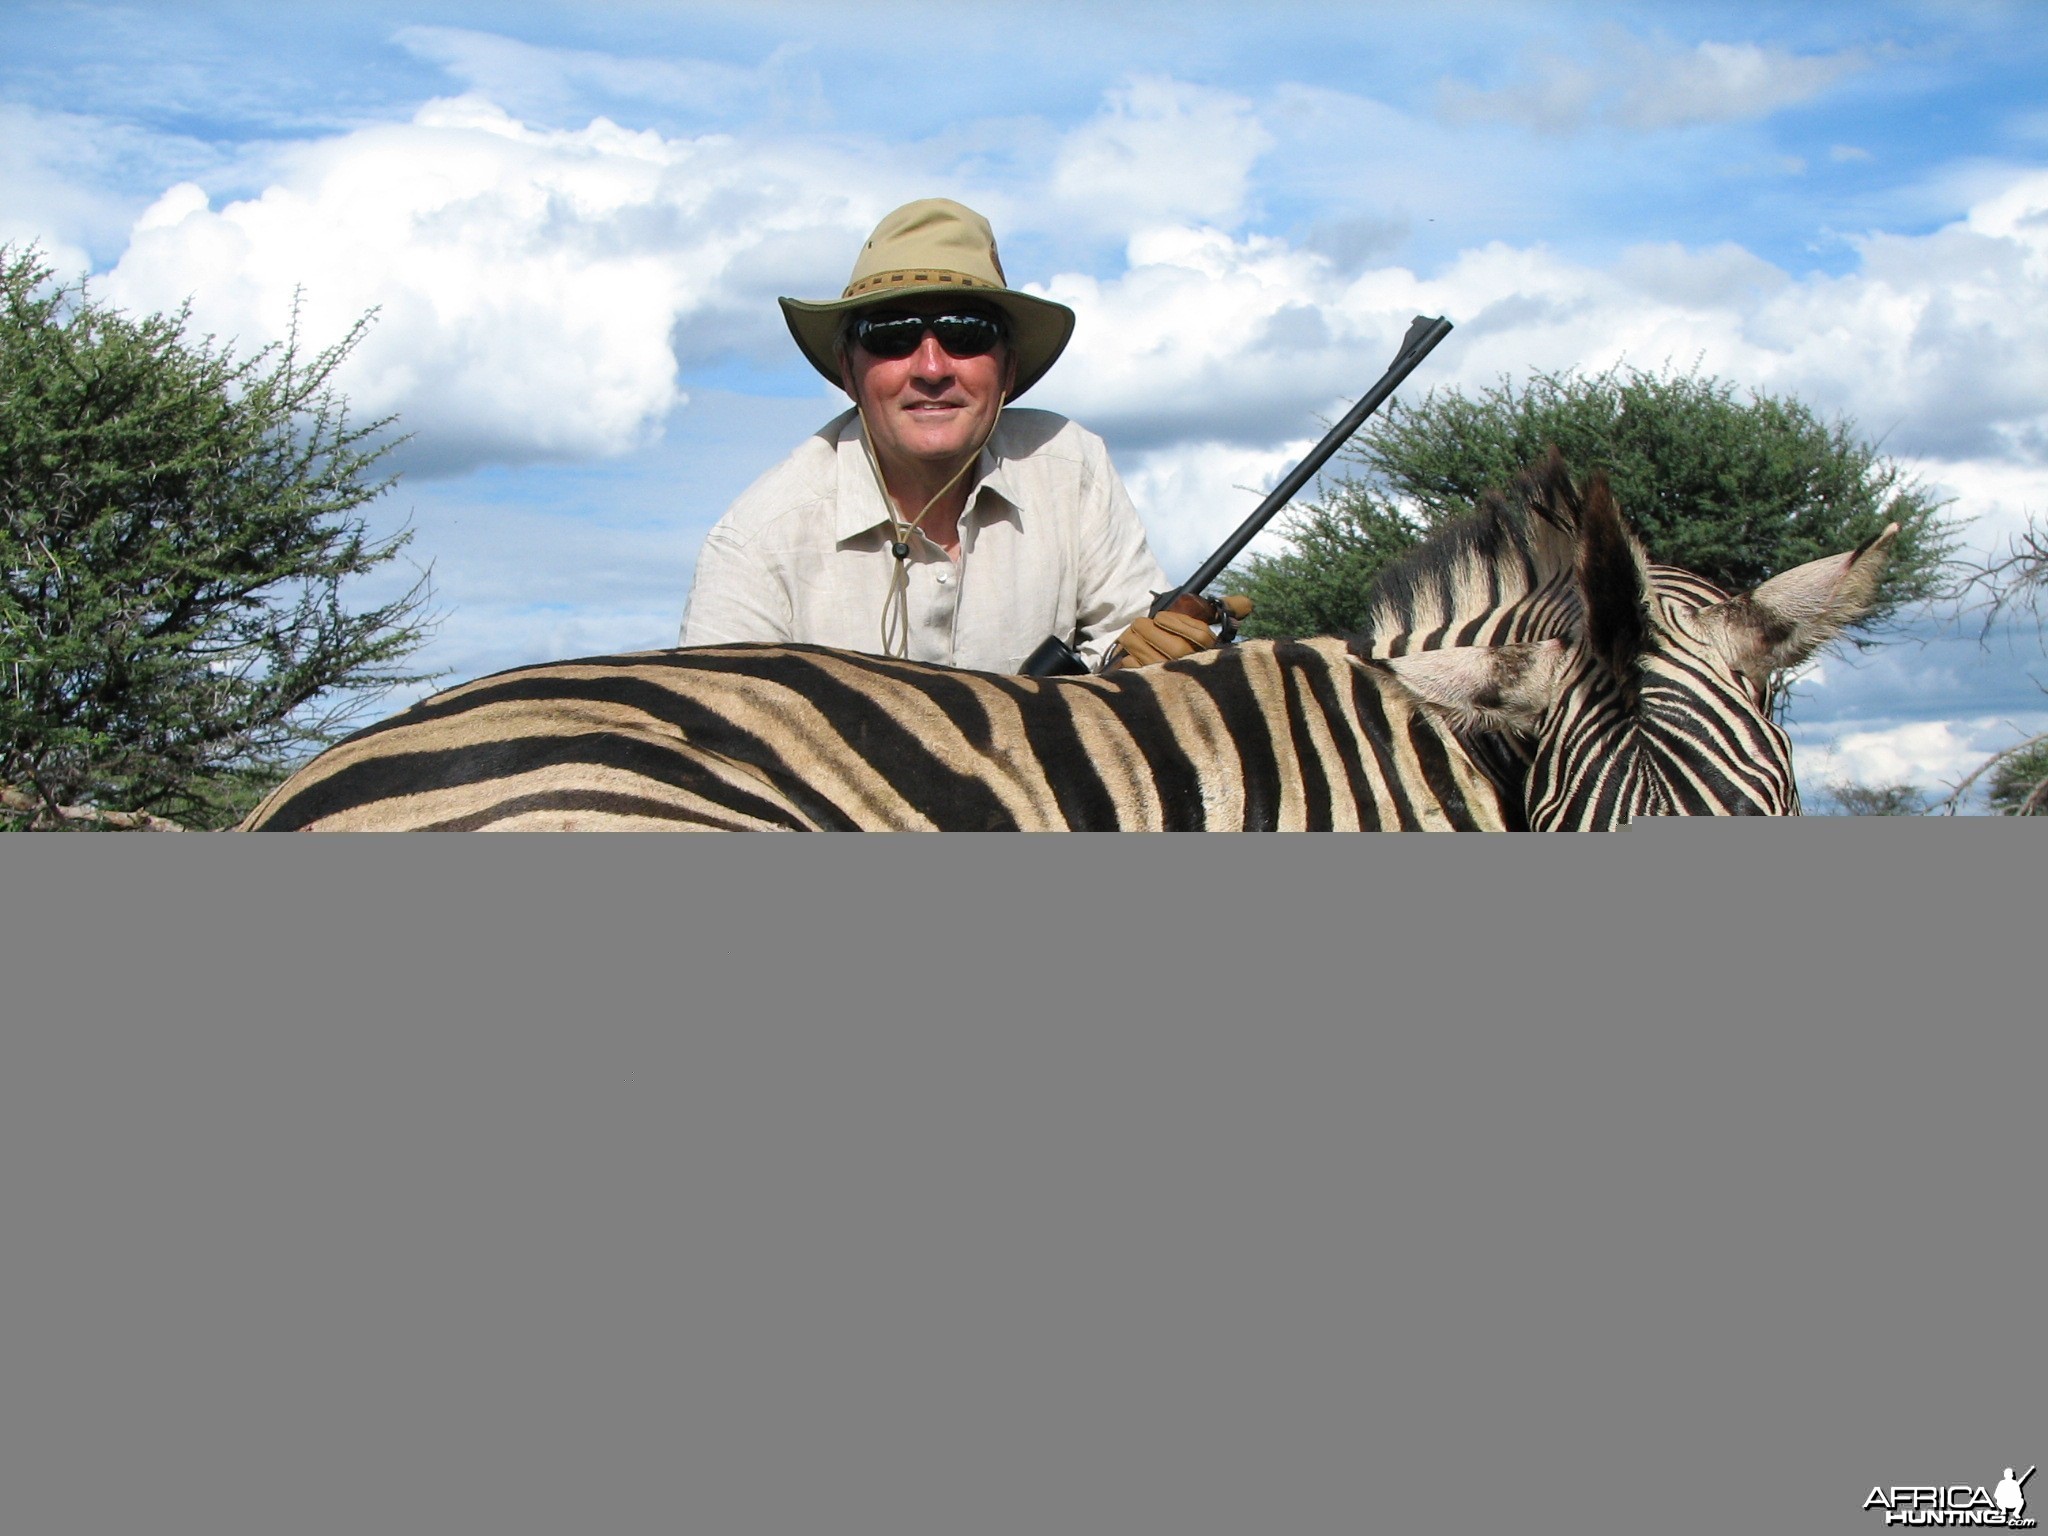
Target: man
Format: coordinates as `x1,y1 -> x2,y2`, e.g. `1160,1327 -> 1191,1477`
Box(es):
680,198 -> 1242,673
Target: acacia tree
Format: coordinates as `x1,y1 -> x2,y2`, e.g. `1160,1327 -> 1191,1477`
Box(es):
1816,778 -> 1927,816
1938,514 -> 2048,816
1,246 -> 437,829
1989,741 -> 2048,815
1227,365 -> 1953,665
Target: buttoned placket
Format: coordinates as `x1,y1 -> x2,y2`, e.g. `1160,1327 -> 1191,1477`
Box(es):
915,525 -> 960,661
904,486 -> 987,663
833,416 -> 1027,665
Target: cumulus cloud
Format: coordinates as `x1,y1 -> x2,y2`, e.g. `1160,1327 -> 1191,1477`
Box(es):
1823,718 -> 1986,783
1048,77 -> 1273,233
1036,163 -> 2048,490
1441,34 -> 1867,135
98,95 -> 902,473
1759,177 -> 2048,463
1794,713 -> 2048,808
71,66 -> 2048,513
74,73 -> 1282,478
1013,162 -> 2048,625
1032,225 -> 1400,450
1903,455 -> 2048,561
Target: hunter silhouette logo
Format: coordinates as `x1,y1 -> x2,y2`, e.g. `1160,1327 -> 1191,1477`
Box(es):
1865,1466 -> 2037,1527
2000,1472 -> 2033,1523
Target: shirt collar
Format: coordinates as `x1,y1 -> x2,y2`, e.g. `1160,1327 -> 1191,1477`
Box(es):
832,410 -> 1020,544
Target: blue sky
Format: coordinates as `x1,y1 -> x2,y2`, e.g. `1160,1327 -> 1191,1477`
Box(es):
6,0 -> 2046,806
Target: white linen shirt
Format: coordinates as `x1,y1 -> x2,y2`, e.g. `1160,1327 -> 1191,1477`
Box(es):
679,407 -> 1168,673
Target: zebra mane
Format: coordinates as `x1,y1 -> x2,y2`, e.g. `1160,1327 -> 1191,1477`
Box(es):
1346,447 -> 1585,657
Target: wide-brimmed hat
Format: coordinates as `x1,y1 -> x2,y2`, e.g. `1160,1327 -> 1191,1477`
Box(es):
780,199 -> 1076,400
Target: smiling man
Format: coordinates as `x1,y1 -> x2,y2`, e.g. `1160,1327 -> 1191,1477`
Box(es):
679,198 -> 1233,673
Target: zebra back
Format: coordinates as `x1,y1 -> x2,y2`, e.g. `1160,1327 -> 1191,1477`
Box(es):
240,640 -> 1520,832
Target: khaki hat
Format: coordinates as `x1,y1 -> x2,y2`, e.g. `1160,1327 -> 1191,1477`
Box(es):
780,199 -> 1076,400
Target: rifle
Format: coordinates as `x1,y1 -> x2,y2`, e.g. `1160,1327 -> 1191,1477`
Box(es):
1021,313 -> 1455,677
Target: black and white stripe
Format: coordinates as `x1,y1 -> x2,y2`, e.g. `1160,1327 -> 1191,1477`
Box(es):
241,453 -> 1895,832
240,639 -> 1519,831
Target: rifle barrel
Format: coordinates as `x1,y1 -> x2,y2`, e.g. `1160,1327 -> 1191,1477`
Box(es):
1155,313 -> 1454,613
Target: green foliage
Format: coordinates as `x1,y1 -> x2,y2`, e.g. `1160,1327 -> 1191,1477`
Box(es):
1226,364 -> 1954,643
1988,737 -> 2048,816
1220,489 -> 1427,643
2,245 -> 438,829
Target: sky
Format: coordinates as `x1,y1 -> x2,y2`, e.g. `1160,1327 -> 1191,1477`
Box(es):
6,0 -> 2047,809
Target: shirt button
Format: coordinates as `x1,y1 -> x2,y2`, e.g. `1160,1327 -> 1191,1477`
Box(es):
936,572 -> 950,584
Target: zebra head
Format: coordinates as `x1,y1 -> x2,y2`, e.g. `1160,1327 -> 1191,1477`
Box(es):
1382,468 -> 1898,825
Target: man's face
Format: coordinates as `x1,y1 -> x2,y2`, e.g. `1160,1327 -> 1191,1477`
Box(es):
841,298 -> 1016,477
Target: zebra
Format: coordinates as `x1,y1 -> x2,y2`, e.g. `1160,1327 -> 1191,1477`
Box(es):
239,453 -> 1896,831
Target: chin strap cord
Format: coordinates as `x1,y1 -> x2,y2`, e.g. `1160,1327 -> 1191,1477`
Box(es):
862,394 -> 1008,661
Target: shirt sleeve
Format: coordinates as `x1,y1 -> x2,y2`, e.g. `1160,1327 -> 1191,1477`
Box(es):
679,524 -> 795,647
1070,440 -> 1170,670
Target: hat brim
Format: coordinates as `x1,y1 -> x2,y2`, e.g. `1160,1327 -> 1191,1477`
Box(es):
780,284 -> 1075,401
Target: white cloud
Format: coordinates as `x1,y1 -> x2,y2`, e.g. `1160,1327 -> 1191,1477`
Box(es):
1034,225 -> 1395,449
1440,35 -> 1867,135
0,102 -> 223,274
1012,163 -> 2046,648
1036,163 -> 2048,490
392,26 -> 807,123
1611,240 -> 1791,309
1612,39 -> 1867,131
97,95 -> 902,474
74,75 -> 1279,478
1897,455 -> 2048,562
1827,719 -> 1990,784
68,68 -> 2048,513
1118,438 -> 1320,581
1048,77 -> 1273,232
1438,47 -> 1604,136
1,107 -> 104,271
1795,713 -> 2048,809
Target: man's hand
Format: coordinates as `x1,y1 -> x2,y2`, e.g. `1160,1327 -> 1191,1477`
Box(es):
1107,593 -> 1254,670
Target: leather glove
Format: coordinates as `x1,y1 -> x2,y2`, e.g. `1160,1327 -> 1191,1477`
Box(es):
1107,593 -> 1255,670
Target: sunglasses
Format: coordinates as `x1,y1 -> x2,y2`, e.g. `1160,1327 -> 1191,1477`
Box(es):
847,311 -> 1006,360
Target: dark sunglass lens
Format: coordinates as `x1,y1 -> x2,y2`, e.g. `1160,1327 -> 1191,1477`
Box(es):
931,315 -> 1001,356
853,312 -> 1002,360
854,316 -> 926,358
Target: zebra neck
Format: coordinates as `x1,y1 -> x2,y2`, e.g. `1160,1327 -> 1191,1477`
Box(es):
1350,576 -> 1579,659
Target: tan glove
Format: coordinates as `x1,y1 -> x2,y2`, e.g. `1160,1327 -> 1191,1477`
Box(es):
1107,594 -> 1255,670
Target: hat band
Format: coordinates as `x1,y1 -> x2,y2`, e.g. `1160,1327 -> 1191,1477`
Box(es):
843,268 -> 1000,298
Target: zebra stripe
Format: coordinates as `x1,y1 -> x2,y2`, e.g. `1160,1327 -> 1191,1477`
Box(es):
242,640 -> 1518,831
241,452 -> 1896,833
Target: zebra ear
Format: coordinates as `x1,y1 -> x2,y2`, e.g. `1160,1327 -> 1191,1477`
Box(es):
1575,472 -> 1654,690
1694,523 -> 1900,679
1380,640 -> 1569,733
